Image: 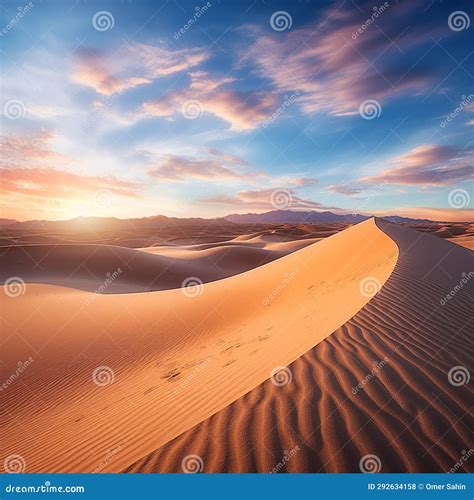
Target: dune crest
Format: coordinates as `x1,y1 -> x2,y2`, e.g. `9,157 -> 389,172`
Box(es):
1,219 -> 398,473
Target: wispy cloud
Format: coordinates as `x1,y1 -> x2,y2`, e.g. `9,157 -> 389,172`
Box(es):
148,154 -> 261,182
244,2 -> 441,116
204,188 -> 323,210
0,130 -> 141,200
139,72 -> 278,130
327,184 -> 363,196
71,42 -> 208,95
362,145 -> 474,186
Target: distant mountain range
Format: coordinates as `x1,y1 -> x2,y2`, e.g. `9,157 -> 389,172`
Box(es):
224,210 -> 437,225
0,210 -> 455,230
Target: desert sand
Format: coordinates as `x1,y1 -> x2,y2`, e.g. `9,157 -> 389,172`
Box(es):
1,218 -> 399,472
126,220 -> 474,473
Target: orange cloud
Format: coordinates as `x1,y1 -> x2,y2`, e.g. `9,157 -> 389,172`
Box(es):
1,129 -> 75,167
1,130 -> 142,220
0,166 -> 141,200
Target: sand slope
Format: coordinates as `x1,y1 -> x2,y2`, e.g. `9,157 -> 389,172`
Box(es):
0,236 -> 319,293
125,219 -> 473,473
1,219 -> 397,473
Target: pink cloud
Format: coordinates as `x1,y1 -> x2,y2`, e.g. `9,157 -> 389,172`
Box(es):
71,50 -> 151,95
71,43 -> 207,95
243,3 -> 439,116
139,72 -> 278,130
0,130 -> 142,201
362,145 -> 474,186
204,188 -> 323,210
327,184 -> 363,196
148,155 -> 256,182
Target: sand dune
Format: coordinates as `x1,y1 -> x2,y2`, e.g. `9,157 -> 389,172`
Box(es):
0,236 -> 317,293
1,219 -> 398,473
125,219 -> 474,473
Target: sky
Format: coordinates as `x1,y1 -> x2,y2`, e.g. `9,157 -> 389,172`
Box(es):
1,0 -> 473,222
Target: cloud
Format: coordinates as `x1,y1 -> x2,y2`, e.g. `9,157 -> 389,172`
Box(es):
148,155 -> 257,182
139,72 -> 278,130
71,43 -> 207,95
0,130 -> 141,200
327,184 -> 362,195
0,166 -> 141,200
204,188 -> 323,210
362,144 -> 474,186
204,148 -> 249,166
1,129 -> 76,167
244,2 -> 441,116
71,49 -> 151,95
199,90 -> 278,131
146,151 -> 317,188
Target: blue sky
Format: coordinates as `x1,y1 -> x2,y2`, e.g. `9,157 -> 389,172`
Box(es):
1,0 -> 473,221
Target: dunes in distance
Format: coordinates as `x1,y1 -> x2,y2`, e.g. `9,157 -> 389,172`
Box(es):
1,216 -> 472,473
